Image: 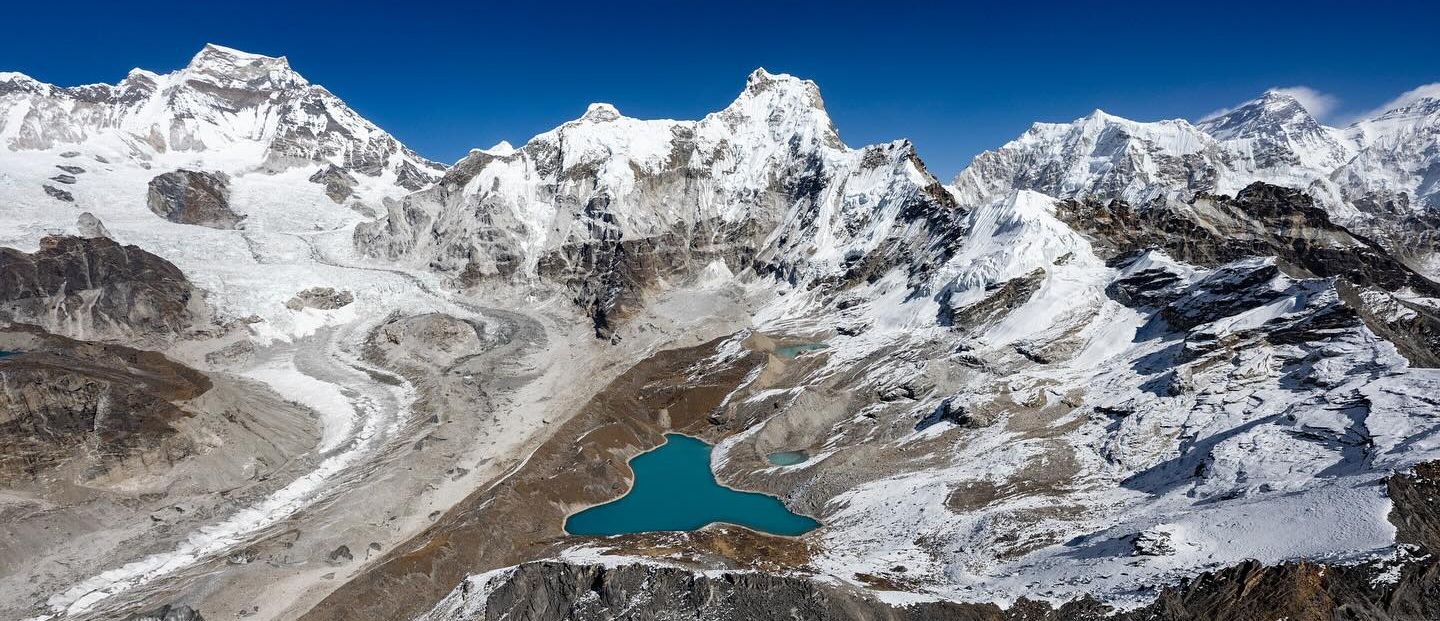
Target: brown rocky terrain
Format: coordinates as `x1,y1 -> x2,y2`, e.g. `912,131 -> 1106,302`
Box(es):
0,323 -> 210,481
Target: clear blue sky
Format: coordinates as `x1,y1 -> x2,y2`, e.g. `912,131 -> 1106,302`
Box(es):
5,1 -> 1438,177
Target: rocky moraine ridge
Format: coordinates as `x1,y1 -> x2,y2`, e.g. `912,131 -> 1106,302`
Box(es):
2,44 -> 1440,621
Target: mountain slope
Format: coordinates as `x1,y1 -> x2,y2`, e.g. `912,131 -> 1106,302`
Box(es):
951,89 -> 1440,274
356,69 -> 964,336
4,47 -> 1440,621
0,44 -> 441,209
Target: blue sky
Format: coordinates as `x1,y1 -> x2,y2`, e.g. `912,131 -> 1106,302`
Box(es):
5,1 -> 1437,176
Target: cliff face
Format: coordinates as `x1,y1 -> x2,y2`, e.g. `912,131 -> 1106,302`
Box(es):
0,235 -> 206,342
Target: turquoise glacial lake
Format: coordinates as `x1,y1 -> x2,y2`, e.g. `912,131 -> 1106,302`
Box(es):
766,450 -> 809,466
774,343 -> 828,359
565,434 -> 820,537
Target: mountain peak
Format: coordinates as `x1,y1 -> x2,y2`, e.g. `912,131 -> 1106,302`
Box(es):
1198,89 -> 1321,141
580,102 -> 622,122
183,43 -> 305,89
742,68 -> 819,101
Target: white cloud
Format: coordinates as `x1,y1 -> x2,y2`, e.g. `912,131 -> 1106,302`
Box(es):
1346,83 -> 1440,124
1267,86 -> 1340,121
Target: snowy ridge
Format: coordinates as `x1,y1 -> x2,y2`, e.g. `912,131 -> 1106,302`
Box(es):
355,68 -> 961,333
952,87 -> 1440,224
0,44 -> 440,193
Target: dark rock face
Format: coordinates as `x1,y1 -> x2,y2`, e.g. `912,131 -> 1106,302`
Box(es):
1105,258 -> 1186,308
1055,182 -> 1440,296
308,164 -> 358,203
426,561 -> 1090,621
0,235 -> 202,340
43,184 -> 74,202
394,159 -> 434,191
936,267 -> 1045,329
0,324 -> 211,481
124,604 -> 205,621
285,286 -> 354,311
146,170 -> 244,229
1058,182 -> 1440,366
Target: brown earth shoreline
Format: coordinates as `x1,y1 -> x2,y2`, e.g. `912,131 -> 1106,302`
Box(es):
298,334 -> 783,621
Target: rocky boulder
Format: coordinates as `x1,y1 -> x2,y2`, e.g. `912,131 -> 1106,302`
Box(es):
285,287 -> 354,311
308,164 -> 358,203
43,184 -> 73,202
76,211 -> 111,239
146,169 -> 244,229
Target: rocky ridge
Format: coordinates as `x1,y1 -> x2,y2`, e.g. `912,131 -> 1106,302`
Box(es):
0,235 -> 207,342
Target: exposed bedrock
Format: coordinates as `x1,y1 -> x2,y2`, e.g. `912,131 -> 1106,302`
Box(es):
146,169 -> 244,229
308,164 -> 358,203
1058,182 -> 1440,366
284,286 -> 354,311
0,323 -> 211,481
1055,182 -> 1440,296
0,235 -> 207,342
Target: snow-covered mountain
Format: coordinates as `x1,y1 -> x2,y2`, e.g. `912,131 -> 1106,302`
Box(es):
357,69 -> 963,335
0,44 -> 440,206
1338,95 -> 1440,211
952,88 -> 1439,220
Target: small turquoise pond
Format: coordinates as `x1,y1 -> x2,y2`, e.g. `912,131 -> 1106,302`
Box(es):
766,450 -> 809,466
775,343 -> 828,359
565,434 -> 820,537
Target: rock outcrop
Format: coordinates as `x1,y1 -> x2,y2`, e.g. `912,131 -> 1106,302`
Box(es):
146,169 -> 243,229
285,286 -> 354,311
1055,182 -> 1440,366
76,211 -> 111,238
0,323 -> 211,481
0,235 -> 205,341
308,164 -> 358,203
